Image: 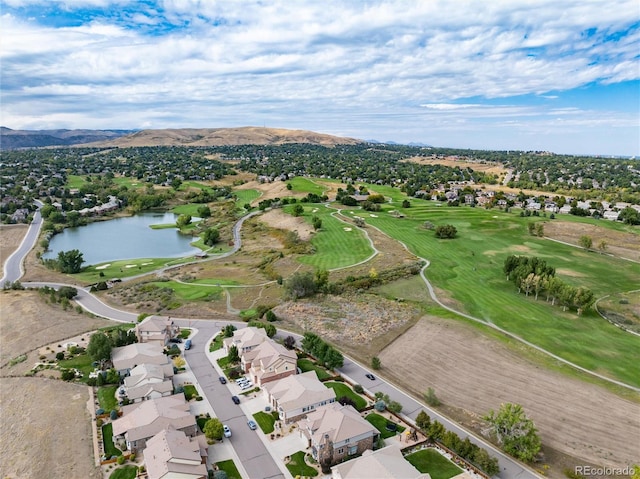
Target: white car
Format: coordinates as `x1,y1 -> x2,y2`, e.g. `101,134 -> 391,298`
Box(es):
223,425 -> 231,438
240,382 -> 253,390
235,377 -> 248,384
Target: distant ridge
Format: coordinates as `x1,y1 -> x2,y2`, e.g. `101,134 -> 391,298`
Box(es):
81,127 -> 363,148
0,127 -> 134,150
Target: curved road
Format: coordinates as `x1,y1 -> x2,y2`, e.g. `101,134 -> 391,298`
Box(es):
7,205 -> 543,479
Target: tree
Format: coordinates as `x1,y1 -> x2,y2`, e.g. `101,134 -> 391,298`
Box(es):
227,345 -> 240,363
434,224 -> 457,239
484,403 -> 541,462
176,214 -> 192,229
573,286 -> 595,315
402,199 -> 411,208
371,356 -> 381,370
283,335 -> 296,350
472,448 -> 500,476
87,331 -> 112,365
171,178 -> 183,190
284,271 -> 318,299
323,347 -> 344,370
292,204 -> 304,217
197,205 -> 211,218
428,420 -> 445,441
57,286 -> 78,299
578,235 -> 593,250
222,324 -> 236,337
57,249 -> 84,273
203,227 -> 220,246
203,418 -> 224,442
416,410 -> 431,431
619,206 -> 640,225
424,387 -> 441,406
598,240 -> 607,252
312,215 -> 322,230
353,217 -> 365,227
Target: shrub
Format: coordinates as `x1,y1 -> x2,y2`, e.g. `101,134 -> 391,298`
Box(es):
116,455 -> 125,465
110,410 -> 118,420
129,454 -> 135,461
374,400 -> 386,412
61,369 -> 76,381
96,418 -> 103,427
55,352 -> 65,361
424,387 -> 441,406
353,384 -> 364,394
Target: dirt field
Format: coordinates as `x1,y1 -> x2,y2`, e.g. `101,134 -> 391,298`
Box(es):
378,316 -> 640,476
259,208 -> 315,240
0,377 -> 101,479
403,156 -> 509,177
0,224 -> 28,273
543,221 -> 640,262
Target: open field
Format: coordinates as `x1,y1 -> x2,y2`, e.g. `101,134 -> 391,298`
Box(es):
259,208 -> 316,240
287,176 -> 327,195
378,315 -> 640,474
596,290 -> 640,333
402,155 -> 509,177
346,200 -> 640,387
234,179 -> 293,202
0,378 -> 101,479
233,188 -> 261,205
0,224 -> 28,273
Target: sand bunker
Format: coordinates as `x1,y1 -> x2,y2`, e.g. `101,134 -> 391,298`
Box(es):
95,264 -> 111,270
343,227 -> 352,231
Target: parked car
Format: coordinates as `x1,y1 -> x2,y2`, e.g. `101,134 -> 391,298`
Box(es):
365,373 -> 376,380
231,396 -> 240,404
240,382 -> 253,390
223,425 -> 232,438
184,339 -> 192,350
247,420 -> 258,430
168,338 -> 182,343
218,376 -> 227,384
235,377 -> 248,384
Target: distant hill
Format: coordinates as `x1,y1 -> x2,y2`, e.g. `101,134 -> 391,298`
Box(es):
0,127 -> 134,150
81,127 -> 363,148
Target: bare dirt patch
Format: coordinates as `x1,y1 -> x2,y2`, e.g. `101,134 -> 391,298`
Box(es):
543,221 -> 640,262
259,209 -> 315,240
403,156 -> 508,177
235,180 -> 293,203
378,316 -> 640,476
0,377 -> 101,479
0,224 -> 28,272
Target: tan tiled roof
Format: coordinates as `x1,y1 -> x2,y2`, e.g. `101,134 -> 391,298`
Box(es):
223,326 -> 268,352
300,403 -> 377,445
124,363 -> 174,388
112,394 -> 195,442
126,380 -> 174,402
111,343 -> 169,371
137,315 -> 174,333
332,444 -> 431,479
263,371 -> 335,413
245,340 -> 296,369
144,429 -> 207,479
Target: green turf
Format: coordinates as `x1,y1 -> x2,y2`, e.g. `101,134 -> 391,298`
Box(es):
297,359 -> 333,380
171,204 -> 205,216
58,353 -> 94,380
405,448 -> 463,479
344,199 -> 640,387
66,174 -> 88,189
282,204 -> 374,270
234,189 -> 262,204
215,460 -> 242,479
150,281 -> 224,301
108,466 -> 137,479
75,257 -> 193,281
324,382 -> 367,410
183,384 -> 198,401
102,423 -> 122,457
365,412 -> 405,439
209,334 -> 224,352
286,451 -> 318,477
253,411 -> 278,433
288,177 -> 327,195
97,385 -> 119,412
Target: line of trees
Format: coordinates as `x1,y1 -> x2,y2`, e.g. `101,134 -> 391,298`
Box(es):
301,332 -> 344,369
503,255 -> 595,314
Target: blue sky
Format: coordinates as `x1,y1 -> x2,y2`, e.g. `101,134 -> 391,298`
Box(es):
1,0 -> 638,156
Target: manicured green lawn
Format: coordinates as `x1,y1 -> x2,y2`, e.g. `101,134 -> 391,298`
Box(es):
297,359 -> 333,380
97,385 -> 119,412
150,281 -> 223,301
253,411 -> 279,433
215,460 -> 242,479
197,416 -> 209,432
75,257 -> 189,281
179,328 -> 191,339
209,334 -> 224,352
102,423 -> 122,457
183,384 -> 198,401
58,353 -> 94,380
288,177 -> 327,195
345,198 -> 640,387
108,466 -> 137,479
283,205 -> 374,270
234,189 -> 262,204
405,448 -> 463,479
66,174 -> 88,189
365,412 -> 405,439
286,451 -> 318,477
324,382 -> 367,410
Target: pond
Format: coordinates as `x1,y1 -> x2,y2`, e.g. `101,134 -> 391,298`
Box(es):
43,212 -> 200,266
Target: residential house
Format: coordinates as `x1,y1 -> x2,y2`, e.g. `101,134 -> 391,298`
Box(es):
112,394 -> 197,453
263,371 -> 336,423
111,342 -> 171,377
136,315 -> 180,345
298,403 -> 379,467
144,429 -> 208,479
123,363 -> 175,403
331,444 -> 431,479
603,210 -> 620,221
242,339 -> 297,386
223,326 -> 268,355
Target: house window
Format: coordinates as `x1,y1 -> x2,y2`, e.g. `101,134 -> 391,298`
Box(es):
348,446 -> 357,455
345,438 -> 350,443
337,448 -> 344,454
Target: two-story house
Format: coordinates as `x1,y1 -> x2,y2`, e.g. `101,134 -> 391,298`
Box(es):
331,444 -> 431,479
223,326 -> 268,355
136,316 -> 180,345
111,342 -> 171,377
144,429 -> 208,479
242,339 -> 297,386
263,371 -> 336,423
122,362 -> 175,403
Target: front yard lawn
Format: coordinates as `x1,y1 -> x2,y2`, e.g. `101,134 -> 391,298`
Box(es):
215,459 -> 241,479
102,423 -> 122,457
97,385 -> 119,412
197,416 -> 209,432
365,412 -> 406,439
58,353 -> 94,380
179,328 -> 191,339
209,334 -> 224,352
297,358 -> 332,380
286,451 -> 318,477
109,466 -> 137,479
324,382 -> 367,410
183,384 -> 198,401
405,448 -> 463,479
253,411 -> 279,434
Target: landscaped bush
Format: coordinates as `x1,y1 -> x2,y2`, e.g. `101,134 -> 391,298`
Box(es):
110,410 -> 118,420
353,384 -> 364,394
116,455 -> 125,465
56,352 -> 65,361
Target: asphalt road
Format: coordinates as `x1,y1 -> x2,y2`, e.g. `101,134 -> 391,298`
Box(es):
7,205 -> 540,479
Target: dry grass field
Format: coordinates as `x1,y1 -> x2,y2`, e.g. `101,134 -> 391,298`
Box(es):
0,224 -> 28,273
403,155 -> 509,176
378,316 -> 640,476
